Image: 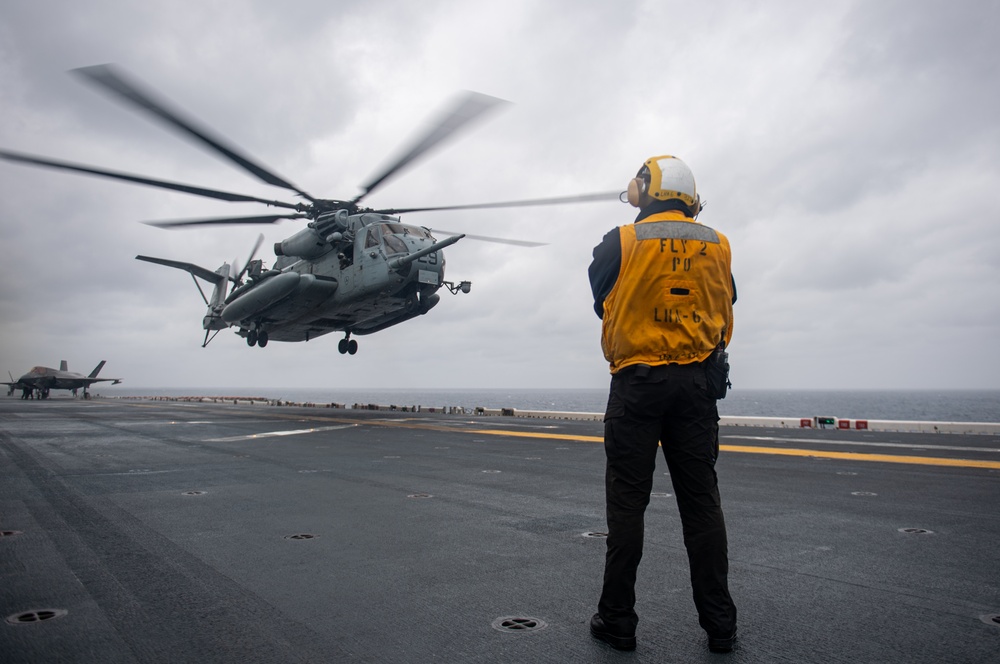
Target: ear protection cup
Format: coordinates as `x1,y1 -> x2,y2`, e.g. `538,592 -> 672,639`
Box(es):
626,177 -> 645,207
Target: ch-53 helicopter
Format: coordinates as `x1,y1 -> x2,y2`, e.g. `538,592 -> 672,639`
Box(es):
0,65 -> 620,354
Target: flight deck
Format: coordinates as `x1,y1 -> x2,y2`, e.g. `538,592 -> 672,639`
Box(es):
1,398 -> 998,662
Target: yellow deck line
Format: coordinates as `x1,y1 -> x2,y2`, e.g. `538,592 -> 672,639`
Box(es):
720,444 -> 1000,469
468,428 -> 602,442
467,429 -> 1000,470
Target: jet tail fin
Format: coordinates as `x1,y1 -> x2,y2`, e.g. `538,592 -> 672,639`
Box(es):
60,360 -> 68,372
88,360 -> 107,378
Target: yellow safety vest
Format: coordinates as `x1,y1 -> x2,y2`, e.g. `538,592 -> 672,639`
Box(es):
601,211 -> 734,373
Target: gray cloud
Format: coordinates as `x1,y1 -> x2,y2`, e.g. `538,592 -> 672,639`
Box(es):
1,0 -> 998,391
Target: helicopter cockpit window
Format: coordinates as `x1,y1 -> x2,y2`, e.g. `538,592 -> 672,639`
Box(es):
365,227 -> 381,248
381,222 -> 431,239
382,234 -> 407,256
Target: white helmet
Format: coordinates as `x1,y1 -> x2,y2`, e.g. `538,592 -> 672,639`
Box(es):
627,155 -> 700,214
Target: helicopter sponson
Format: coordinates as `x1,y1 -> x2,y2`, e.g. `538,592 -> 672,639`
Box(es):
221,272 -> 339,325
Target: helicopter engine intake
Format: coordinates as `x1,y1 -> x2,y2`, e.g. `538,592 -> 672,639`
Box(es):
274,228 -> 330,259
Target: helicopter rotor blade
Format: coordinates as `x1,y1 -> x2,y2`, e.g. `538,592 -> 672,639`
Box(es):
376,190 -> 623,215
427,229 -> 547,247
353,91 -> 510,205
143,213 -> 308,229
0,149 -> 303,210
71,64 -> 314,201
234,233 -> 265,284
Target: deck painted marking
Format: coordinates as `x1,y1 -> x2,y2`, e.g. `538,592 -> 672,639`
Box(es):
468,428 -> 601,443
119,402 -> 1000,469
440,428 -> 1000,469
204,424 -> 357,442
447,428 -> 1000,469
720,445 -> 1000,470
723,435 -> 1000,455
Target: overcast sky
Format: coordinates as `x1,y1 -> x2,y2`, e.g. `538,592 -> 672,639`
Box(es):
1,0 -> 998,393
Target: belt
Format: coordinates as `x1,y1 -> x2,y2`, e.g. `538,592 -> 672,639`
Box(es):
621,362 -> 703,379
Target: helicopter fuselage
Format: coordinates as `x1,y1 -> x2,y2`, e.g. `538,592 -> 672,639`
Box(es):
218,212 -> 459,345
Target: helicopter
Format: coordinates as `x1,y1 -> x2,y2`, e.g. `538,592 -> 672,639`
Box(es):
0,65 -> 620,353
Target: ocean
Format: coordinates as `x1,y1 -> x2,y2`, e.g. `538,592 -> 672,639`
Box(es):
103,387 -> 1000,423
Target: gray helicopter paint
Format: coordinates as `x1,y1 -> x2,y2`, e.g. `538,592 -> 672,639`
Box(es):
222,272 -> 304,324
166,214 -> 462,345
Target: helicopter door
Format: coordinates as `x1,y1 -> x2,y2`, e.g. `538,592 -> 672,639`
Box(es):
358,225 -> 391,290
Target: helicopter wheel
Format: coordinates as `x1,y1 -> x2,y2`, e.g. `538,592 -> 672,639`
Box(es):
338,336 -> 358,355
258,330 -> 269,347
247,330 -> 258,347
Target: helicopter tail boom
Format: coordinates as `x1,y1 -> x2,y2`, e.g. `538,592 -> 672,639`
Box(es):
135,255 -> 232,334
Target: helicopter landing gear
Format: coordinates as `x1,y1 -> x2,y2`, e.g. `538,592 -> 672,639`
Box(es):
338,334 -> 358,355
246,327 -> 269,348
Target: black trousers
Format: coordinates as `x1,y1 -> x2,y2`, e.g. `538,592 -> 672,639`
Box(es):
598,362 -> 736,637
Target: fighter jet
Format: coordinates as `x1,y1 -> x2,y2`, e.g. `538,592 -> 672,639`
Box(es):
4,361 -> 122,399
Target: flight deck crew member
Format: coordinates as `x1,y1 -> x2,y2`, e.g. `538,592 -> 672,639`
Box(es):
587,155 -> 738,654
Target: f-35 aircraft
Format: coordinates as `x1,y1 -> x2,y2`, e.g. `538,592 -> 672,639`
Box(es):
4,361 -> 122,399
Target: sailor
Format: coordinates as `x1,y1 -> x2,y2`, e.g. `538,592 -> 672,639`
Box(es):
587,155 -> 738,654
